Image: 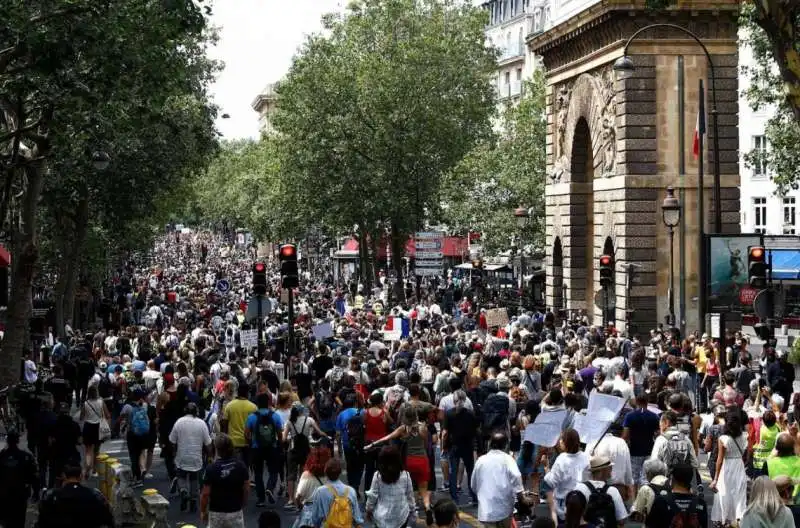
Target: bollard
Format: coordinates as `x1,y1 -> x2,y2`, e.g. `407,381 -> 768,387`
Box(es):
96,454 -> 109,498
109,463 -> 122,507
104,458 -> 118,499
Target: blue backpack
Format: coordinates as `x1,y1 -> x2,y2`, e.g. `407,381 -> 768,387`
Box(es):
130,404 -> 150,436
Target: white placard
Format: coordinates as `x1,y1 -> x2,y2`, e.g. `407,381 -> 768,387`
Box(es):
573,414 -> 612,447
586,393 -> 625,422
524,409 -> 566,447
710,313 -> 721,339
240,329 -> 258,348
312,322 -> 333,339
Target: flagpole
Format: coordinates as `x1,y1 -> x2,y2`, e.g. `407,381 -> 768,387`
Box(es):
698,78 -> 707,334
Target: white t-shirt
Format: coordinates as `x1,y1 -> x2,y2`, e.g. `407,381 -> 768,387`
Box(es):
438,393 -> 473,413
286,416 -> 317,442
169,415 -> 212,472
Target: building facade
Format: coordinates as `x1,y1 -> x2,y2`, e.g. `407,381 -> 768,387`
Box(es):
251,83 -> 278,135
530,0 -> 741,335
481,0 -> 546,105
738,33 -> 800,236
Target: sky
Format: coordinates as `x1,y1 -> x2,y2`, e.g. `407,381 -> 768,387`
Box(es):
207,0 -> 346,140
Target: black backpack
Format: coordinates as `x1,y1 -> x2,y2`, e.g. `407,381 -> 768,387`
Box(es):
290,417 -> 310,461
481,393 -> 510,432
316,390 -> 335,420
346,410 -> 365,452
583,481 -> 617,528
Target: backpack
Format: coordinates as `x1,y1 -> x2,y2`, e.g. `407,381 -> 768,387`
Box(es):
346,410 -> 365,452
583,481 -> 617,528
97,376 -> 112,400
664,494 -> 702,528
130,404 -> 150,436
290,417 -> 310,461
661,431 -> 692,473
256,411 -> 278,450
317,390 -> 335,420
481,393 -> 510,432
324,484 -> 354,528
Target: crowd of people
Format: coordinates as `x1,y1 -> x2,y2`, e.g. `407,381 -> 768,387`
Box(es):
1,229 -> 800,528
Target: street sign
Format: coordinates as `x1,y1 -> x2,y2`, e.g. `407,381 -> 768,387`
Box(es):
753,289 -> 772,320
593,289 -> 616,310
245,297 -> 272,321
415,231 -> 444,277
216,279 -> 231,294
739,286 -> 757,305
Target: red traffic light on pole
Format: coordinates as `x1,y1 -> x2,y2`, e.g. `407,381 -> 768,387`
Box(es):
599,254 -> 614,287
748,246 -> 768,289
279,244 -> 299,289
252,262 -> 267,295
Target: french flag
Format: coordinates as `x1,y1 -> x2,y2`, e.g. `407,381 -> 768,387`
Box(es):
382,317 -> 410,340
693,89 -> 706,159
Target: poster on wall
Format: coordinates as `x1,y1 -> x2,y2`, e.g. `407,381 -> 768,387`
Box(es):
707,234 -> 762,313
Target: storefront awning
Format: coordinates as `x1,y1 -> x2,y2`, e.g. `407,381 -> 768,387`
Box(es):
770,249 -> 800,280
0,244 -> 10,267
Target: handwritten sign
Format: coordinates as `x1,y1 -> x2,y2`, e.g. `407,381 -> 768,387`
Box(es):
485,308 -> 509,328
574,392 -> 626,448
239,329 -> 258,348
524,409 -> 566,448
573,414 -> 611,448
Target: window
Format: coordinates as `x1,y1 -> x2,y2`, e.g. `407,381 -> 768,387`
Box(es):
518,27 -> 524,52
505,71 -> 511,84
753,197 -> 767,234
516,68 -> 522,80
753,135 -> 768,177
784,197 -> 796,234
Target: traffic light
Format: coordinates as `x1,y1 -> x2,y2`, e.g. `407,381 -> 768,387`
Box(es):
599,254 -> 614,287
279,243 -> 299,289
252,261 -> 267,296
748,246 -> 768,289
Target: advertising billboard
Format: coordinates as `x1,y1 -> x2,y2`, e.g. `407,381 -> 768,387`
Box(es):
707,234 -> 762,313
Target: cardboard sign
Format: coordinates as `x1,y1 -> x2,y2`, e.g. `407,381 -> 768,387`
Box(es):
240,329 -> 258,348
485,308 -> 509,328
586,393 -> 625,422
573,413 -> 611,447
524,409 -> 566,448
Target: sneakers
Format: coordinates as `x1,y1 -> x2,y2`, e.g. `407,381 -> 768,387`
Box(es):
131,479 -> 144,488
180,491 -> 189,512
169,477 -> 178,495
284,503 -> 298,512
255,500 -> 266,508
266,490 -> 276,504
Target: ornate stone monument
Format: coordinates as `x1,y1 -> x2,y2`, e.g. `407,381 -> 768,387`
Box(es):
529,0 -> 741,334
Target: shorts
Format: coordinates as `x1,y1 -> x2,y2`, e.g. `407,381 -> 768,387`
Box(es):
82,422 -> 100,446
406,454 -> 431,484
631,456 -> 647,486
516,444 -> 541,476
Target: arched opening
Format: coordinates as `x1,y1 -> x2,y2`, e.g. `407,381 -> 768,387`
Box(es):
568,117 -> 594,314
552,237 -> 564,314
602,236 -> 616,325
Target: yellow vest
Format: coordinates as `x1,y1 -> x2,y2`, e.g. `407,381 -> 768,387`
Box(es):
754,424 -> 780,468
768,454 -> 800,499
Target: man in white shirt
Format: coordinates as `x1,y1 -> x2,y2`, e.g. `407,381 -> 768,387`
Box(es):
23,351 -> 38,384
590,426 -> 635,501
168,402 -> 212,512
575,456 -> 629,526
471,432 -> 532,527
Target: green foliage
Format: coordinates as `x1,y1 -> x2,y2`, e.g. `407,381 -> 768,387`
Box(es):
272,0 -> 497,243
439,70 -> 547,254
741,7 -> 800,195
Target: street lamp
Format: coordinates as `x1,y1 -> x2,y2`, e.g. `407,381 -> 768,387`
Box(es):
662,187 -> 682,328
91,151 -> 110,171
514,206 -> 530,307
614,23 -> 721,333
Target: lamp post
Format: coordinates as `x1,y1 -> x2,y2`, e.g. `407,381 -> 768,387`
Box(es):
662,187 -> 682,328
614,23 -> 721,334
514,206 -> 530,308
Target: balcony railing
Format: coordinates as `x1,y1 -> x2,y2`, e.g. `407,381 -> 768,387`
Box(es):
496,81 -> 523,100
500,44 -> 524,61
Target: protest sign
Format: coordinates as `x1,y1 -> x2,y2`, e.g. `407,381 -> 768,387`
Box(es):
240,329 -> 258,348
311,322 -> 333,340
573,414 -> 611,448
485,308 -> 509,328
524,409 -> 566,448
574,392 -> 625,448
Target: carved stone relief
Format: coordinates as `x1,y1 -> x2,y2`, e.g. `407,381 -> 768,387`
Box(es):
549,63 -> 617,182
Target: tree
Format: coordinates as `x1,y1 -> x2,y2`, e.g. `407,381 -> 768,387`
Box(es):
273,0 -> 497,290
740,6 -> 800,194
0,0 -> 216,387
440,70 -> 547,254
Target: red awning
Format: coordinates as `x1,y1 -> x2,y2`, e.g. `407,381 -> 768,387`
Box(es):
342,236 -> 469,258
0,244 -> 10,267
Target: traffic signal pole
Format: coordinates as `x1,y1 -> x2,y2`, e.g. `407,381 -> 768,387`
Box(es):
257,292 -> 264,359
288,287 -> 295,357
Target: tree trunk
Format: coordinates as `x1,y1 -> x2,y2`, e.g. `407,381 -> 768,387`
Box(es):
357,229 -> 366,286
1,161 -> 45,388
753,1 -> 800,122
53,253 -> 69,339
62,198 -> 90,330
390,223 -> 406,302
